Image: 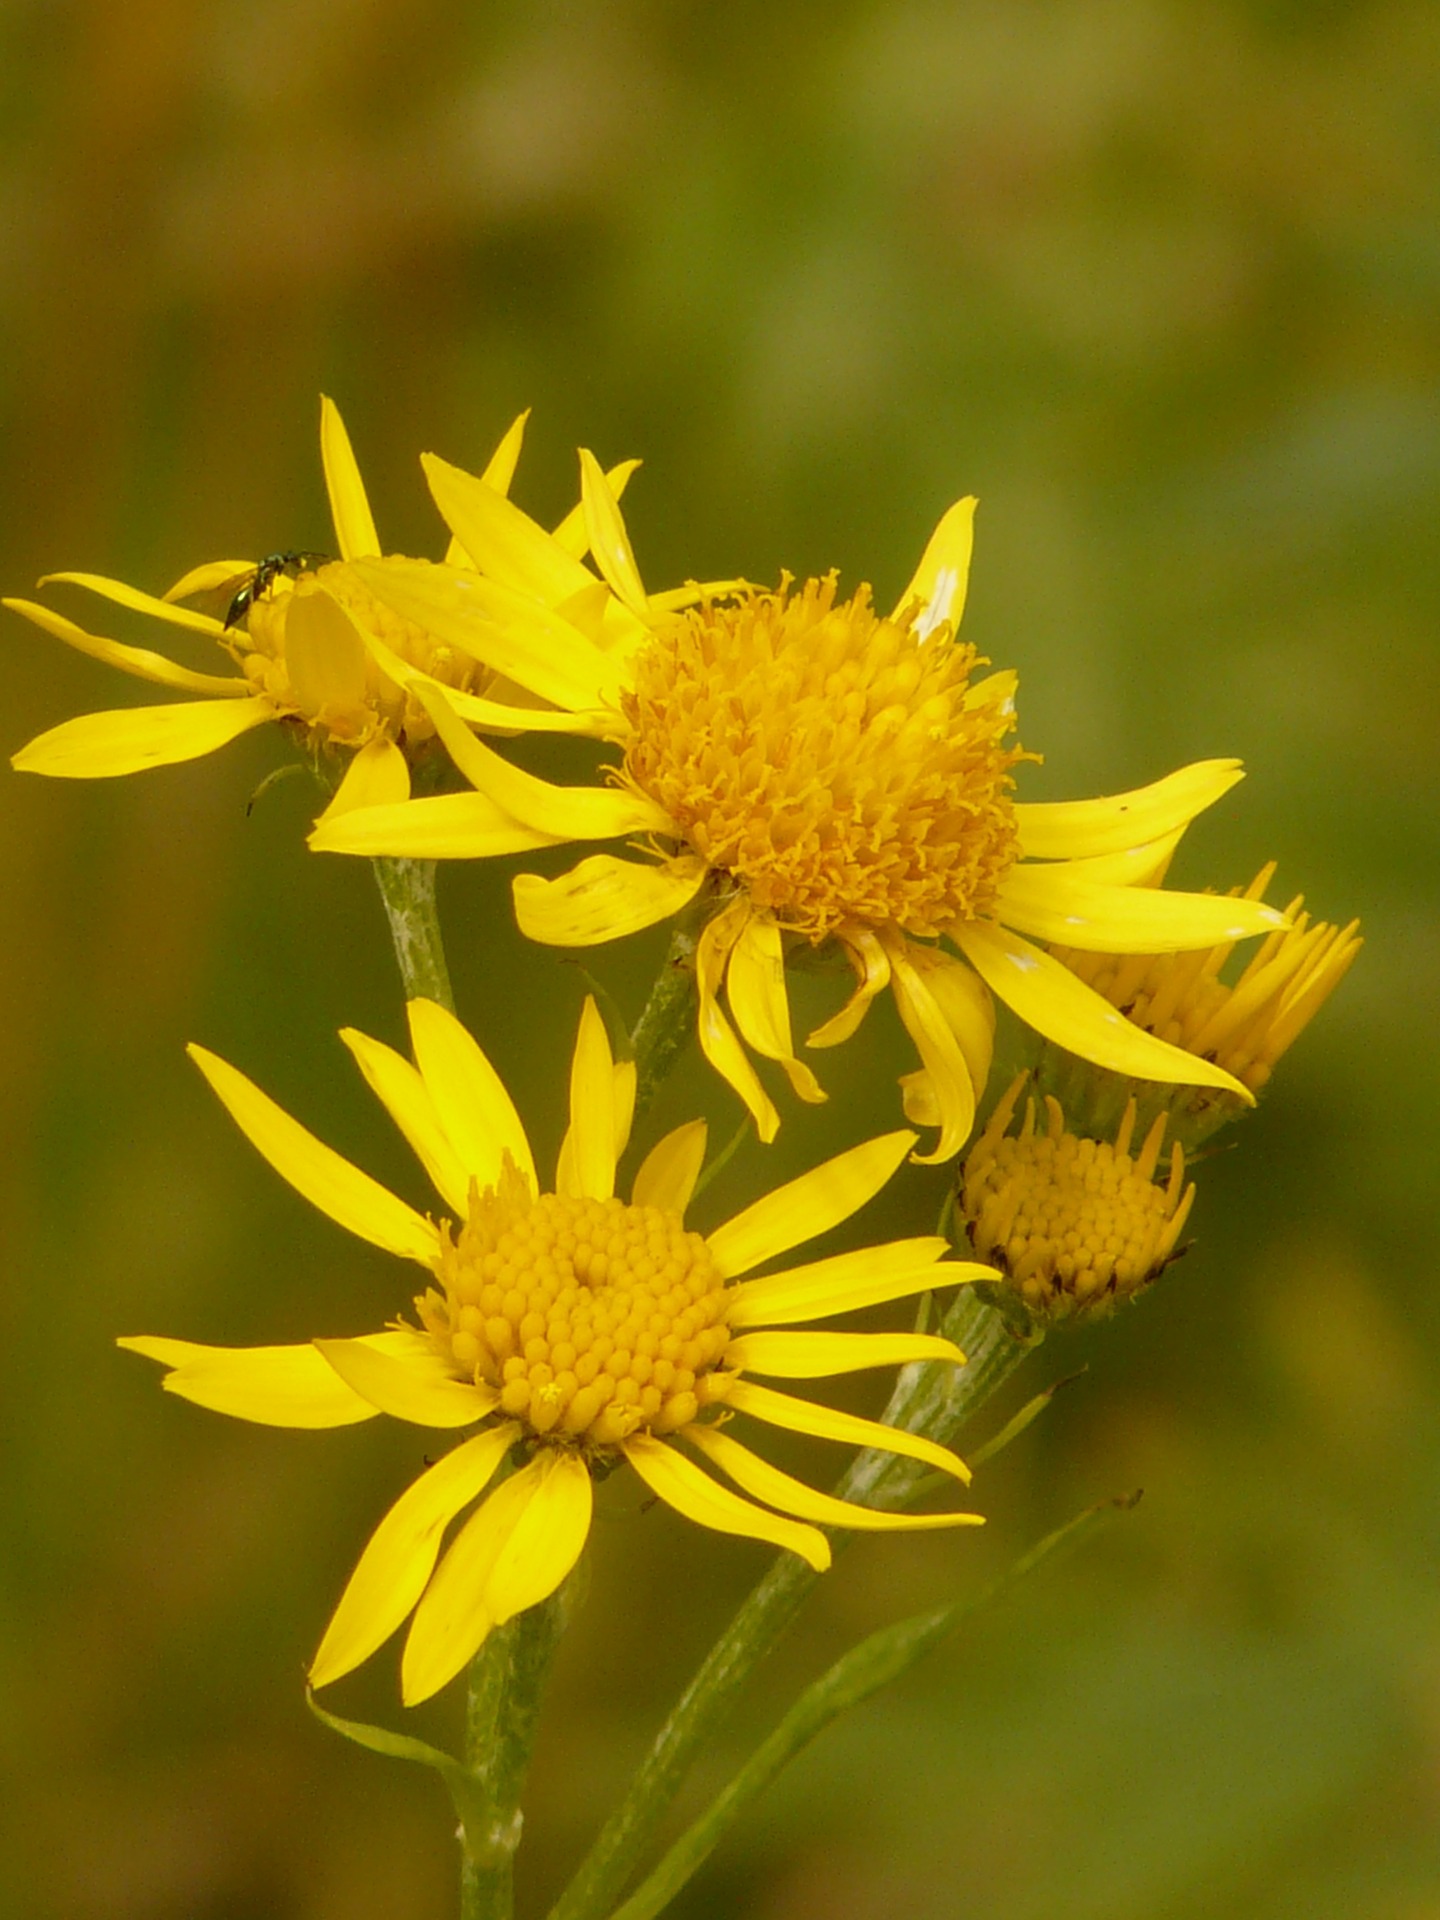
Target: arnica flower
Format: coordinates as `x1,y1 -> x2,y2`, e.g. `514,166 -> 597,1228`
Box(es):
1049,862 -> 1361,1118
959,1075 -> 1194,1323
121,997 -> 988,1705
4,400 -> 623,825
307,450 -> 1289,1160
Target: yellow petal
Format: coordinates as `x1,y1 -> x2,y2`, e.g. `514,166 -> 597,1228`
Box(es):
3,597 -> 246,695
513,853 -> 706,946
187,1043 -> 440,1262
902,944 -> 994,1092
283,588 -> 370,717
117,1332 -> 421,1427
622,1433 -> 830,1571
163,559 -> 259,602
996,866 -> 1289,953
407,997 -> 537,1195
725,1330 -> 966,1377
401,1450 -> 592,1704
1050,830 -> 1183,887
705,1130 -> 916,1280
310,791 -> 566,859
422,451 -> 597,605
806,925 -> 891,1049
416,681 -> 610,738
552,458 -> 641,560
894,496 -> 977,638
568,997 -> 618,1202
480,409 -> 530,496
309,1424 -> 518,1689
726,911 -> 826,1104
338,1026 -> 471,1215
630,1120 -> 707,1215
695,903 -> 780,1143
351,554 -> 620,712
687,1427 -> 984,1533
728,1238 -> 973,1328
613,1056 -> 636,1160
38,569 -> 227,636
578,448 -> 649,616
952,921 -> 1254,1100
1014,759 -> 1245,860
724,1379 -> 971,1485
320,394 -> 382,561
315,737 -> 411,826
885,941 -> 977,1164
12,695 -> 272,777
316,1335 -> 497,1427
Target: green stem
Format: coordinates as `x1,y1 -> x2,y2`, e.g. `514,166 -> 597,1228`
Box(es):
547,1288 -> 1032,1920
370,856 -> 455,1012
629,920 -> 701,1124
460,1580 -> 576,1920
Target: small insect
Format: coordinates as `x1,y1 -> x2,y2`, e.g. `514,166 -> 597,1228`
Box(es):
223,550 -> 331,630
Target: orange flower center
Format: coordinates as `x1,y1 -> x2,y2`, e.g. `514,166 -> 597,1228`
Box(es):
418,1167 -> 732,1449
622,576 -> 1028,941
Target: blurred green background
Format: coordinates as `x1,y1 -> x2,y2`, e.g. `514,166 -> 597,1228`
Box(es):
2,2 -> 1436,1916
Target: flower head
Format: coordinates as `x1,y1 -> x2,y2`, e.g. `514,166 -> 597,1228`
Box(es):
5,400 -> 609,824
122,997 -> 989,1704
309,450 -> 1290,1159
959,1075 -> 1194,1323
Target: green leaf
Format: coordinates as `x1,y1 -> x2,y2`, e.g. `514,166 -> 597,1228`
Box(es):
306,1690 -> 491,1856
968,1368 -> 1088,1468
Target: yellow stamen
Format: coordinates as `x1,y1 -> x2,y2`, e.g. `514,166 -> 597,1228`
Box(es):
417,1161 -> 732,1449
959,1076 -> 1194,1322
622,576 -> 1030,941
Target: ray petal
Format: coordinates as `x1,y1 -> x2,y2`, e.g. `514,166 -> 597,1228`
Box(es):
953,921 -> 1254,1099
885,941 -> 977,1164
309,1424 -> 518,1689
996,866 -> 1289,953
725,1330 -> 966,1377
3,598 -> 246,695
37,570 -> 227,635
687,1426 -> 984,1532
315,1336 -> 496,1427
806,926 -> 891,1049
631,1120 -> 708,1215
552,458 -> 641,561
705,1131 -> 916,1280
1015,759 -> 1245,860
568,997 -> 618,1202
513,853 -> 706,947
727,1238 -> 964,1328
578,448 -> 650,616
422,452 -> 600,607
339,1027 -> 470,1215
622,1434 -> 829,1570
282,588 -> 370,717
723,1379 -> 971,1484
726,911 -> 826,1103
310,790 -> 565,859
895,496 -> 977,638
320,395 -> 382,560
314,737 -> 411,827
117,1331 -> 422,1427
187,1044 -> 440,1261
407,997 -> 536,1194
696,905 -> 781,1144
13,696 -> 273,777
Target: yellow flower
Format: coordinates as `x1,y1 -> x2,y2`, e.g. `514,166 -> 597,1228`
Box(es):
1049,862 -> 1361,1124
959,1075 -> 1194,1323
308,452 -> 1289,1159
5,399 -> 614,825
121,997 -> 989,1705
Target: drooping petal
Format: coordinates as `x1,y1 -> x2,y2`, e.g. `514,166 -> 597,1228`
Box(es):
3,598 -> 246,695
320,395 -> 382,561
952,921 -> 1254,1099
695,904 -> 781,1145
705,1130 -> 916,1279
726,911 -> 826,1104
339,1026 -> 470,1216
314,737 -> 411,826
309,1424 -> 519,1688
187,1043 -> 441,1261
401,1450 -> 591,1705
12,695 -> 273,777
885,940 -> 977,1164
723,1379 -> 971,1485
567,997 -> 618,1202
687,1427 -> 983,1533
725,1330 -> 966,1377
341,614 -> 608,741
1014,759 -> 1245,860
310,790 -> 565,859
631,1120 -> 707,1215
350,556 -> 621,712
282,588 -> 371,718
38,570 -> 228,636
117,1333 -> 422,1427
894,496 -> 977,639
996,865 -> 1289,953
578,448 -> 649,616
622,1433 -> 830,1571
407,997 -> 536,1195
806,926 -> 891,1049
727,1237 -> 965,1328
513,854 -> 706,947
315,1336 -> 497,1428
422,452 -> 599,610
